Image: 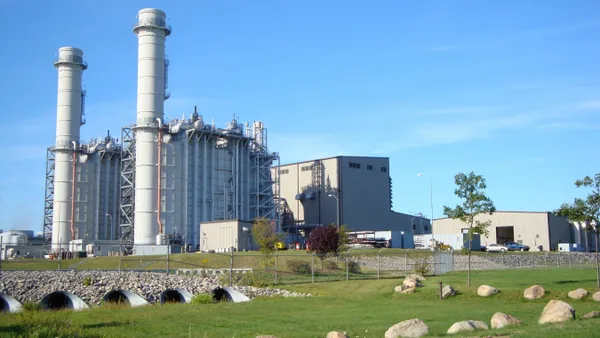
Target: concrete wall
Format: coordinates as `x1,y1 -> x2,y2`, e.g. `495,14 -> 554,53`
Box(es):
199,220 -> 254,252
433,212 -> 574,251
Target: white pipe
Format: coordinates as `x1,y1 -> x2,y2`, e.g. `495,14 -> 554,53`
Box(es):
52,47 -> 86,250
133,8 -> 170,246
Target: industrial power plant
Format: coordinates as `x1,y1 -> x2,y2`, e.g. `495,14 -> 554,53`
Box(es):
42,8 -> 280,255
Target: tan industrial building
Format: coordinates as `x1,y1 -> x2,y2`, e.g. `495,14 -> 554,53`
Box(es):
433,211 -> 574,251
272,156 -> 425,245
199,220 -> 255,252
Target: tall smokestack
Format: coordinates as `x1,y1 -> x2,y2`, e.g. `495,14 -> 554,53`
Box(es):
52,47 -> 87,250
133,8 -> 171,246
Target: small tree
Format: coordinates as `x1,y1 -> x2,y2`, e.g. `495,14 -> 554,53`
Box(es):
338,224 -> 350,252
554,174 -> 600,289
308,224 -> 341,269
443,171 -> 496,287
252,217 -> 284,271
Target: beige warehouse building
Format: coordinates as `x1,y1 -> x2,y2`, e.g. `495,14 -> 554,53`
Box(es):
272,156 -> 427,240
433,211 -> 574,251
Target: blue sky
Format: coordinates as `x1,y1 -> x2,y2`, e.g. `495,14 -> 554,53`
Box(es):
1,0 -> 599,232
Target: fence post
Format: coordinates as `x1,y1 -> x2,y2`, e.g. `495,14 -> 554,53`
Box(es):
119,242 -> 122,274
346,251 -> 349,281
545,252 -> 548,269
274,253 -> 278,285
377,250 -> 381,279
569,252 -> 572,269
501,251 -> 504,267
229,247 -> 234,285
581,253 -> 584,270
557,251 -> 560,270
404,250 -> 408,275
166,244 -> 170,275
311,253 -> 315,283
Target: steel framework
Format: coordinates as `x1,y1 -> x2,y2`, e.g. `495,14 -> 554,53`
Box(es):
251,150 -> 280,230
43,147 -> 56,242
119,125 -> 136,245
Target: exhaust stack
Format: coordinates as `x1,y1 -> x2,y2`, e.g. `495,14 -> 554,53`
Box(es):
52,47 -> 87,250
133,8 -> 171,245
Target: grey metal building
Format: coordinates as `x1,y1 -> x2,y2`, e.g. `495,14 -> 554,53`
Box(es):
272,156 -> 424,238
432,211 -> 573,251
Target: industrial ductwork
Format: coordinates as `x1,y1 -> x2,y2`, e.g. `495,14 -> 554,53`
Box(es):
0,293 -> 23,313
102,289 -> 149,307
160,288 -> 193,304
40,291 -> 89,311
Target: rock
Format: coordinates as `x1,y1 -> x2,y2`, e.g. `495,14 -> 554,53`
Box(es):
385,318 -> 429,338
567,288 -> 588,300
402,287 -> 416,294
447,320 -> 488,334
490,312 -> 523,329
441,285 -> 455,299
524,285 -> 545,299
406,274 -> 426,282
477,285 -> 498,297
394,285 -> 407,293
403,279 -> 419,288
593,291 -> 600,302
538,300 -> 575,324
326,332 -> 348,338
581,311 -> 600,319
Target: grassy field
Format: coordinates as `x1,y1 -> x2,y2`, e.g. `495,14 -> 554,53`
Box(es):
2,268 -> 600,337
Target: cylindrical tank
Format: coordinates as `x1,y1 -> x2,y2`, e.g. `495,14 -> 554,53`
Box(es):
253,121 -> 264,147
0,231 -> 28,246
52,47 -> 87,250
133,8 -> 171,246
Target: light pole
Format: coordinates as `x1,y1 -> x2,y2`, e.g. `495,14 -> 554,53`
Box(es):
327,193 -> 340,230
417,174 -> 434,244
105,213 -> 113,240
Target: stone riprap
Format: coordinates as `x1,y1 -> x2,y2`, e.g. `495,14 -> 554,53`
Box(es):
0,271 -> 310,306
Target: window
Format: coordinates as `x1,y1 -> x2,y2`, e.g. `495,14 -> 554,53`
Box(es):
301,165 -> 312,172
280,169 -> 289,175
349,162 -> 361,169
412,224 -> 416,231
424,225 -> 429,231
381,167 -> 387,173
367,165 -> 373,170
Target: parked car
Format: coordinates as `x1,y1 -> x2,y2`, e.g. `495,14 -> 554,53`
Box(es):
486,244 -> 508,252
504,241 -> 530,251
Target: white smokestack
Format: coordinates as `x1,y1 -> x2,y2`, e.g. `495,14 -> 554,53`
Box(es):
133,8 -> 171,246
52,47 -> 87,250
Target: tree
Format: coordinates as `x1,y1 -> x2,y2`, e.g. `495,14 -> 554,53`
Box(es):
554,174 -> 600,289
443,171 -> 496,287
252,217 -> 284,271
308,224 -> 341,269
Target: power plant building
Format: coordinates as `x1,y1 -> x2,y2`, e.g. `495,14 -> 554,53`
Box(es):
43,8 -> 280,254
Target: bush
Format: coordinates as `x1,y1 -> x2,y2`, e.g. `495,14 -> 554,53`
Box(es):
82,276 -> 92,286
22,302 -> 42,312
413,256 -> 431,276
239,271 -> 273,287
348,261 -> 361,274
324,260 -> 340,270
287,259 -> 312,275
191,293 -> 214,304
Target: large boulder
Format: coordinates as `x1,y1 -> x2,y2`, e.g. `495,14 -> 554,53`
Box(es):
326,332 -> 348,338
538,300 -> 575,324
592,291 -> 600,302
490,312 -> 523,329
385,318 -> 429,338
442,285 -> 455,299
524,285 -> 545,300
567,288 -> 588,300
406,274 -> 426,282
477,285 -> 499,297
447,320 -> 488,334
582,311 -> 600,319
402,287 -> 416,294
403,278 -> 420,288
394,285 -> 407,293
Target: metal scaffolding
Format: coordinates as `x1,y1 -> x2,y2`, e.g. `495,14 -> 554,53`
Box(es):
43,147 -> 56,242
251,149 -> 280,230
119,125 -> 136,246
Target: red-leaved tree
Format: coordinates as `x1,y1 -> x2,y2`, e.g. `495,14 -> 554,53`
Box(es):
308,224 -> 341,269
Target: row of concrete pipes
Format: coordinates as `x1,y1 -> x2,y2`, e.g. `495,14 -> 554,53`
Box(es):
0,286 -> 249,313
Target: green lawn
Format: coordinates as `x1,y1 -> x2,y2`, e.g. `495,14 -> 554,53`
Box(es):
2,268 -> 600,337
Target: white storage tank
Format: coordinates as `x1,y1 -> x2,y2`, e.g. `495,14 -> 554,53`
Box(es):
0,231 -> 28,245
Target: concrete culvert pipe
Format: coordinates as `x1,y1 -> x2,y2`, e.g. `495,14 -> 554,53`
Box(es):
211,286 -> 250,303
40,291 -> 89,311
160,288 -> 193,304
103,290 -> 149,307
0,293 -> 23,313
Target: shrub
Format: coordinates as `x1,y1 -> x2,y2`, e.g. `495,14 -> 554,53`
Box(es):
287,259 -> 312,275
82,276 -> 92,286
22,302 -> 42,312
191,293 -> 214,304
348,261 -> 361,274
412,256 -> 431,276
239,271 -> 273,287
460,247 -> 470,255
324,260 -> 339,270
